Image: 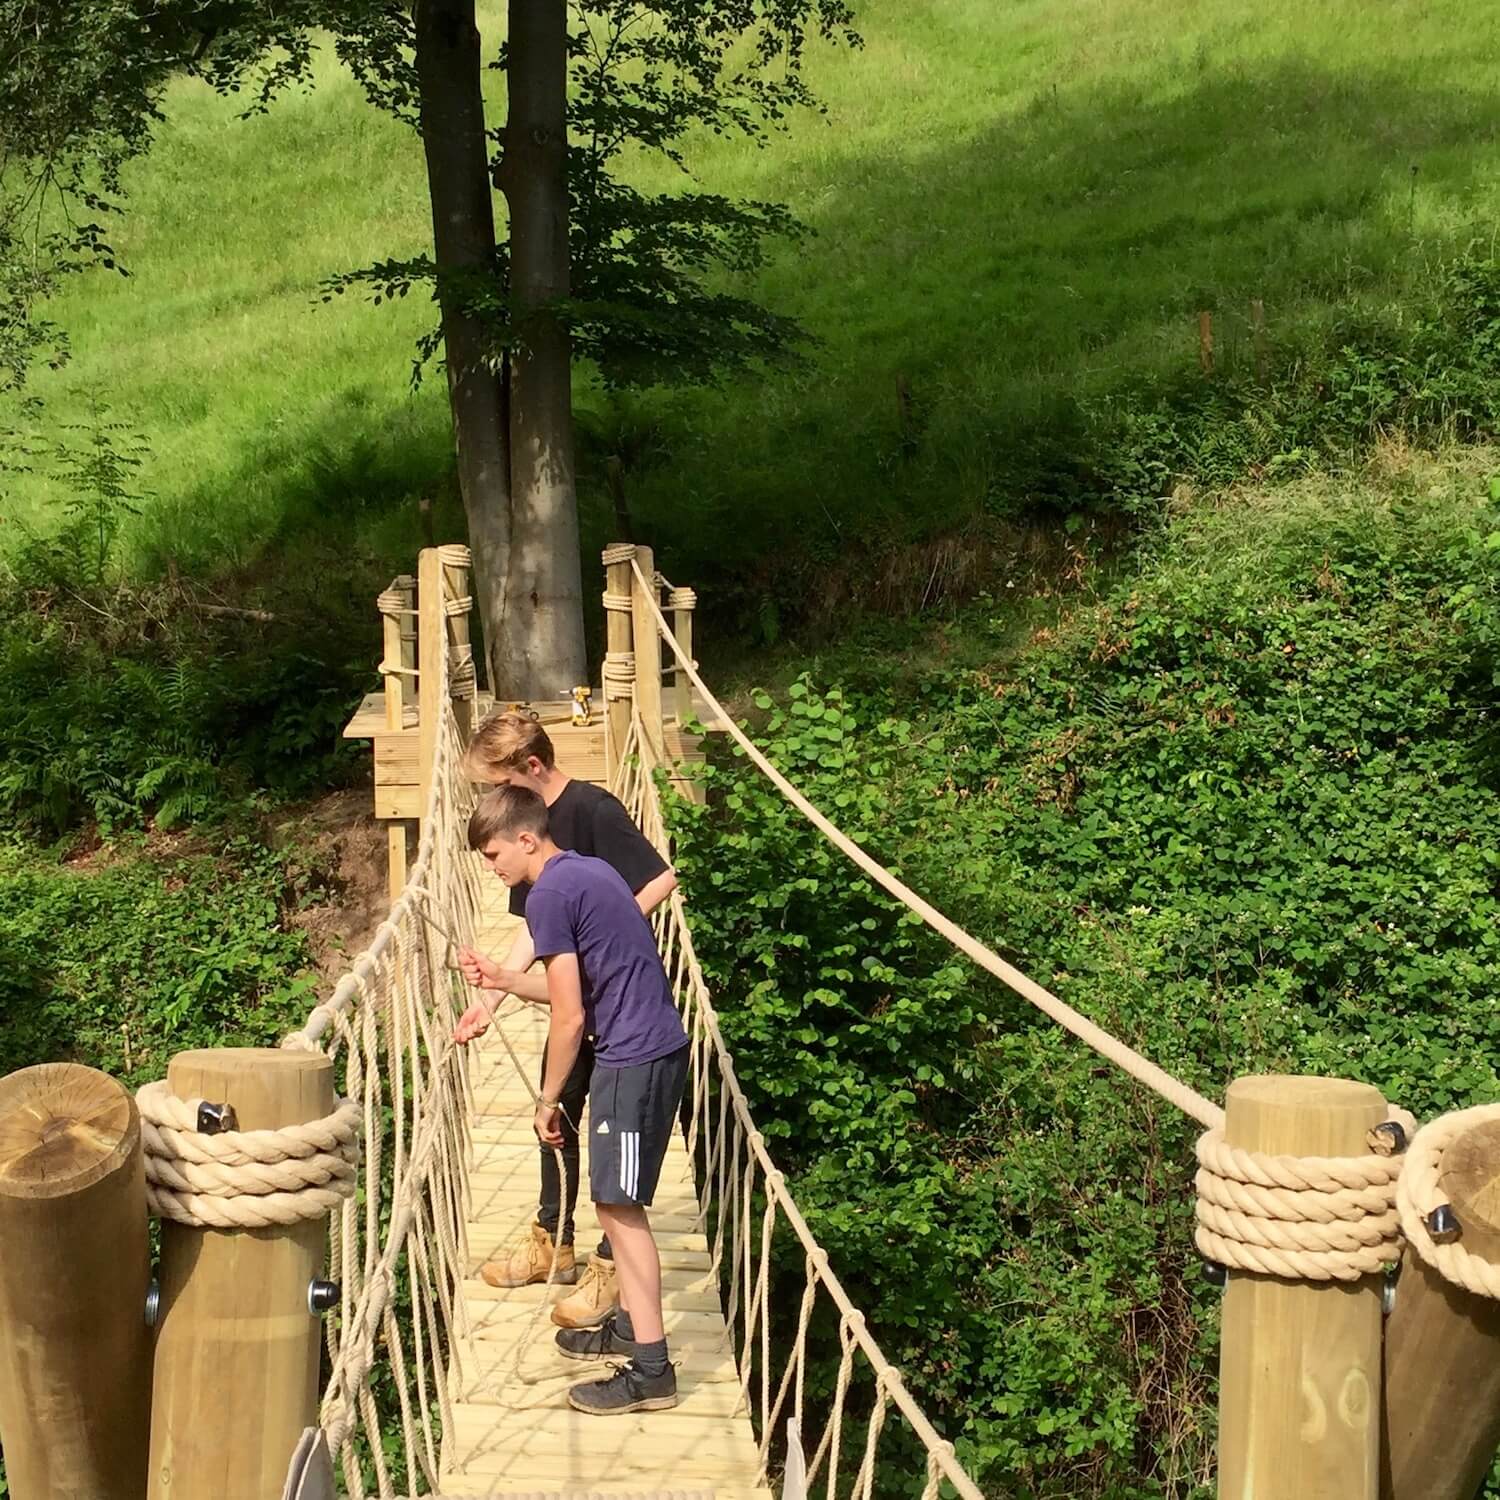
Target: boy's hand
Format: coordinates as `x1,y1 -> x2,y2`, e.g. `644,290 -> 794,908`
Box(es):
534,1102 -> 564,1148
453,1000 -> 494,1045
457,945 -> 502,990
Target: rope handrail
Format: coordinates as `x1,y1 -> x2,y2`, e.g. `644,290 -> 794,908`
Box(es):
625,724 -> 982,1500
626,557 -> 1223,1129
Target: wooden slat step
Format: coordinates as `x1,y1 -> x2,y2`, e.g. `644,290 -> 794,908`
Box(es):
450,1363 -> 749,1413
460,1301 -> 731,1345
442,1406 -> 762,1476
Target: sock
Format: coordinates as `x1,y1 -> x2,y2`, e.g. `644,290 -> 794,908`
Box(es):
613,1308 -> 636,1343
633,1337 -> 669,1379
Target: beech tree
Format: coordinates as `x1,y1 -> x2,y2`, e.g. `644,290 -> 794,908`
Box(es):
1,0 -> 858,695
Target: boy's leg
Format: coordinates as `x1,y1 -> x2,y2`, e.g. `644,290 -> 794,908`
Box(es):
550,1036 -> 623,1330
564,1044 -> 690,1414
555,1037 -> 594,1244
595,1202 -> 661,1341
534,1039 -> 577,1245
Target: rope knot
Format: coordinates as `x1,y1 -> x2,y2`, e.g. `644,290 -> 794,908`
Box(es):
1396,1103 -> 1500,1300
136,1081 -> 361,1230
1193,1113 -> 1408,1282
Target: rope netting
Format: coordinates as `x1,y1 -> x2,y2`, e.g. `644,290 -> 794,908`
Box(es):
620,725 -> 983,1500
280,560 -> 489,1497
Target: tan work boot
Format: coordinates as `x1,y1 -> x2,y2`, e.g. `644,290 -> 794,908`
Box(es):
480,1222 -> 578,1289
550,1253 -> 619,1328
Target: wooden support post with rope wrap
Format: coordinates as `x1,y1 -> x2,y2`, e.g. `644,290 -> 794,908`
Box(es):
601,541 -> 636,784
379,572 -> 416,900
1206,1076 -> 1391,1499
441,544 -> 477,746
145,1047 -> 354,1500
0,1063 -> 153,1500
631,544 -> 667,765
1383,1103 -> 1500,1499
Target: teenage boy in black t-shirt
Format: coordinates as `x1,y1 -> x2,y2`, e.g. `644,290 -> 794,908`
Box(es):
454,711 -> 676,1328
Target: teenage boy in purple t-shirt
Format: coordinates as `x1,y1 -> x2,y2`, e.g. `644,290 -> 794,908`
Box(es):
466,783 -> 689,1415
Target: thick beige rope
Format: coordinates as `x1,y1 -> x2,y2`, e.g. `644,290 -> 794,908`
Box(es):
136,1080 -> 361,1229
627,558 -> 1224,1130
1397,1103 -> 1500,1300
1192,1110 -> 1415,1282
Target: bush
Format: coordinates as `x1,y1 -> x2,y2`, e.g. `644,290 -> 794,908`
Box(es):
670,476 -> 1500,1497
0,837 -> 321,1088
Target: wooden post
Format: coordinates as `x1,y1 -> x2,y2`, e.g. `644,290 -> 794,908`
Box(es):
0,1063 -> 151,1500
383,573 -> 415,903
603,542 -> 636,784
631,543 -> 666,763
1250,299 -> 1267,382
669,586 -> 697,727
148,1048 -> 336,1500
417,546 -> 444,820
441,545 -> 475,746
1218,1075 -> 1386,1499
1199,310 -> 1215,376
1382,1116 -> 1500,1499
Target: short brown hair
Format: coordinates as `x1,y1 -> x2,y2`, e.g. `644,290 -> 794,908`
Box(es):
466,710 -> 555,781
467,785 -> 549,850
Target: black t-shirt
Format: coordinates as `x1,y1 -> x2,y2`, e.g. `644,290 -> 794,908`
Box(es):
509,779 -> 669,918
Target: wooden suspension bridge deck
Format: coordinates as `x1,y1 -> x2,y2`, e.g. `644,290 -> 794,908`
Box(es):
438,879 -> 768,1497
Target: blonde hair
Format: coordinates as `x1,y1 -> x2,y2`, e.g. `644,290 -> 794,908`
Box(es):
466,710 -> 556,781
467,785 -> 549,850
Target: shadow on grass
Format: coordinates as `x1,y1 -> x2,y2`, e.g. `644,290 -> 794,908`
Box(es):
104,56 -> 1500,657
629,55 -> 1500,587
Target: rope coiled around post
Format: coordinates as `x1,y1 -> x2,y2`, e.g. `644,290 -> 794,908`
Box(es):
1193,1108 -> 1415,1281
136,1081 -> 361,1229
1396,1103 -> 1500,1299
602,652 -> 635,701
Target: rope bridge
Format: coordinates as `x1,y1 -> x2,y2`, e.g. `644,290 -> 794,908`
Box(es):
259,544 -> 1500,1499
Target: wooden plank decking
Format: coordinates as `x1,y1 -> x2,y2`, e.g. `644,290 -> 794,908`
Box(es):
438,884 -> 767,1498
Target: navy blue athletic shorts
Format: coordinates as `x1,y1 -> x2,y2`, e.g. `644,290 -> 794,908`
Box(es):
588,1044 -> 690,1207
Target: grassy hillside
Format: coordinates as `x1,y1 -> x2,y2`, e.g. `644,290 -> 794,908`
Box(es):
4,0 -> 1499,599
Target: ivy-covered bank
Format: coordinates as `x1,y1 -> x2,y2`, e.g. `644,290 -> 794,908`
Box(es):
0,837 -> 321,1088
669,462 -> 1500,1497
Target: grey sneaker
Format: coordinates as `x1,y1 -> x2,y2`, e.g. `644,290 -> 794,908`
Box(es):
567,1359 -> 679,1415
555,1312 -> 638,1363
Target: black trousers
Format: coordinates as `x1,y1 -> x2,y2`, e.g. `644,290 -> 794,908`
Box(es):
535,1036 -> 612,1257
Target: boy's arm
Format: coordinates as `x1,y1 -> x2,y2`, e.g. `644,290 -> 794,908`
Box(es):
592,794 -> 674,912
634,867 -> 678,916
458,927 -> 549,1003
453,928 -> 550,1044
534,954 -> 586,1146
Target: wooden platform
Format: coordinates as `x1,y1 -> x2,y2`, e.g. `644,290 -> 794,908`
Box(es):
343,692 -> 719,817
440,889 -> 766,1497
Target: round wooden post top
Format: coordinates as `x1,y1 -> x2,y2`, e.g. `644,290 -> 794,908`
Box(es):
0,1063 -> 140,1200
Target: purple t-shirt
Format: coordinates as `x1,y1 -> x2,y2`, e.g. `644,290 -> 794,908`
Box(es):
526,850 -> 687,1067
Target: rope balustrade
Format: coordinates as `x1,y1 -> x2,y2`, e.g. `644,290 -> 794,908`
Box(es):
626,557 -> 1223,1131
622,723 -> 985,1500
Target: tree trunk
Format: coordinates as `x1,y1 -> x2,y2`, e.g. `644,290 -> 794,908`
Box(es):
496,0 -> 587,698
413,0 -> 510,694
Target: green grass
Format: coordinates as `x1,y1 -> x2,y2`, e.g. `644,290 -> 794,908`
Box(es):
3,0 -> 1499,593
